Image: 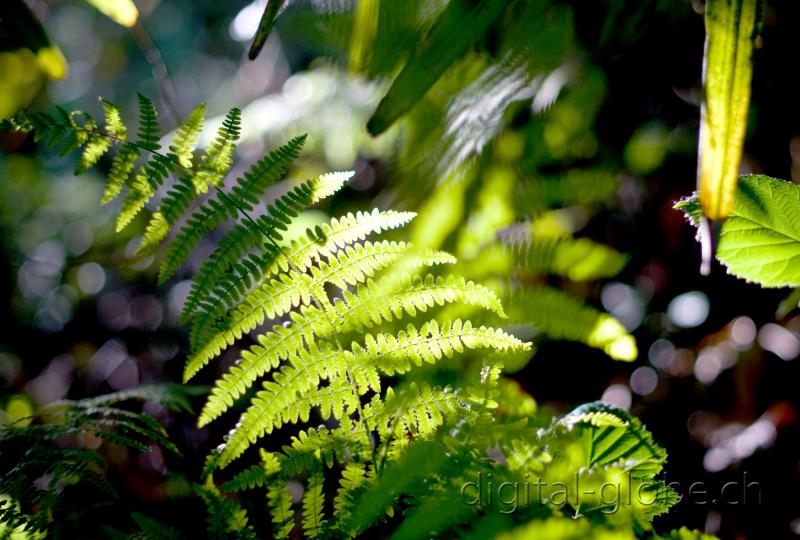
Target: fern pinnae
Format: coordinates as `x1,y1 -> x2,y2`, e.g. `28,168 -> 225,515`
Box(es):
267,480 -> 295,539
10,101 -> 545,532
198,311 -> 331,425
137,104 -> 208,253
185,209 -> 417,347
351,319 -> 530,376
76,115 -> 113,175
115,95 -> 168,232
135,93 -> 161,152
180,166 -> 322,323
302,471 -> 327,538
183,240 -> 436,381
191,107 -> 240,193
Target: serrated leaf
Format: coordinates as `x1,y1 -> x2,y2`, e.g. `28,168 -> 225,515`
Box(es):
677,175 -> 800,287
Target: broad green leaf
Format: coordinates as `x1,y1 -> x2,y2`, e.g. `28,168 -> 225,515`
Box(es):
677,175 -> 800,288
562,402 -> 667,478
697,0 -> 761,220
366,0 -> 507,135
85,0 -> 139,27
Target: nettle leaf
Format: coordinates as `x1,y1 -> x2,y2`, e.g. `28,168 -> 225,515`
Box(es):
677,175 -> 800,287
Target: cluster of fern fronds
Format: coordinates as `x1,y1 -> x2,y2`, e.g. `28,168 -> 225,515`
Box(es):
3,97 -> 712,539
5,96 -> 530,534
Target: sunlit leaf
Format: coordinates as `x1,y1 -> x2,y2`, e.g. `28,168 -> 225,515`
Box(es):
697,0 -> 761,220
85,0 -> 139,27
677,175 -> 800,287
3,0 -> 68,80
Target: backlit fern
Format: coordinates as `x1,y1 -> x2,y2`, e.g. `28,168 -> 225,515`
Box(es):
5,97 -> 534,534
4,96 -> 711,539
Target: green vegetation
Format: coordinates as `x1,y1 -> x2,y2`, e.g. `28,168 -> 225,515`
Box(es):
1,0 -> 796,538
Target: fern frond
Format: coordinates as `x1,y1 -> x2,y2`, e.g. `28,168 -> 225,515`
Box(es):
102,143 -> 139,204
116,154 -> 173,232
158,170 -> 352,286
113,95 -> 171,231
213,320 -> 526,467
194,483 -> 257,540
220,381 -> 360,467
336,274 -> 507,328
200,343 -> 339,427
511,236 -> 628,281
192,107 -> 240,193
266,480 -> 295,539
184,240 -> 427,381
509,285 -> 637,361
301,471 -> 327,538
199,272 -> 506,425
185,209 -> 417,351
182,159 -> 359,323
76,118 -> 111,175
178,137 -> 309,317
170,103 -> 206,168
333,461 -> 368,523
351,319 -> 530,377
135,93 -> 160,152
229,133 -> 307,212
280,421 -> 369,474
369,382 -> 467,451
220,465 -> 271,492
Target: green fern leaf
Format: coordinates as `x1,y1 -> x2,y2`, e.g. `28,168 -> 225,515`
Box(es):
266,480 -> 295,539
219,464 -> 271,492
184,240 -> 430,381
137,104 -> 207,252
135,93 -> 160,152
75,117 -> 111,175
101,143 -> 139,204
185,208 -> 416,347
514,236 -> 628,281
116,154 -> 173,232
333,461 -> 367,522
115,96 -> 170,232
509,286 -> 637,361
159,171 -> 352,286
182,155 -> 359,324
169,103 -> 206,168
351,319 -> 530,377
198,272 -> 507,425
302,471 -> 327,538
192,107 -> 240,193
